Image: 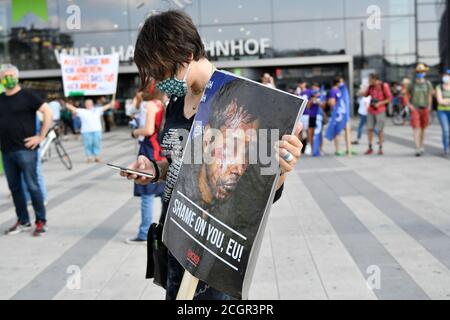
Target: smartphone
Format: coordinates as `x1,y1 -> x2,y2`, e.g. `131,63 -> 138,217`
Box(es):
107,163 -> 155,179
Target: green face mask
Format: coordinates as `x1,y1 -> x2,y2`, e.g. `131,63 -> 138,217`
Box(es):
1,75 -> 18,90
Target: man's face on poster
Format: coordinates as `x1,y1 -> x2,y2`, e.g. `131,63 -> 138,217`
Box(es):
203,99 -> 259,202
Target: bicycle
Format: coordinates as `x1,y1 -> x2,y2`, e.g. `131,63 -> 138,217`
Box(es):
40,124 -> 73,170
392,104 -> 410,126
393,104 -> 438,126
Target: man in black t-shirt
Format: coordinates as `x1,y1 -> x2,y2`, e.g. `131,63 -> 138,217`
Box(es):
0,65 -> 53,236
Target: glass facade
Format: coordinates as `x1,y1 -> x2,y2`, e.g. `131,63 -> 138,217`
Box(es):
0,0 -> 448,86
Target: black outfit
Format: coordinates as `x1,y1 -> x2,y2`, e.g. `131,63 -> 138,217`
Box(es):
155,95 -> 284,300
308,116 -> 317,129
0,89 -> 43,152
0,89 -> 47,224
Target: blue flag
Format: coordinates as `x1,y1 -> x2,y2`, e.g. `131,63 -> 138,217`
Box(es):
313,108 -> 324,157
325,83 -> 350,141
319,85 -> 327,104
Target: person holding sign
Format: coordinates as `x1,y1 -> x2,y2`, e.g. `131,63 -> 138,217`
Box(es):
121,10 -> 303,300
65,98 -> 114,163
126,82 -> 166,245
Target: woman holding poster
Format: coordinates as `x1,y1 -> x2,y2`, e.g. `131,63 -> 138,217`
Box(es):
120,10 -> 303,300
126,81 -> 166,245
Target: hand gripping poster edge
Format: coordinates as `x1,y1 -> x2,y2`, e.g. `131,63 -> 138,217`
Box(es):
171,69 -> 308,300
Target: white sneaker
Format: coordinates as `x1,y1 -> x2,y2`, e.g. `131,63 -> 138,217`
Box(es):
5,221 -> 32,235
304,144 -> 312,156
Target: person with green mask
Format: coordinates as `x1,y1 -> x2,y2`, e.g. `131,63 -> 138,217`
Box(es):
0,64 -> 53,237
408,63 -> 434,157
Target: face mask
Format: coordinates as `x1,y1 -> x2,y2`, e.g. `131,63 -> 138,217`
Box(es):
442,75 -> 450,84
156,63 -> 192,97
1,75 -> 18,90
416,73 -> 425,79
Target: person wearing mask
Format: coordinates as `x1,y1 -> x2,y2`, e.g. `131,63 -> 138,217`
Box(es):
121,10 -> 303,300
408,64 -> 434,157
364,73 -> 392,155
0,64 -> 53,236
126,82 -> 166,245
436,70 -> 450,157
65,98 -> 114,163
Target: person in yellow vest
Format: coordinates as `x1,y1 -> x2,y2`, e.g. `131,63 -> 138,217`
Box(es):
436,69 -> 450,157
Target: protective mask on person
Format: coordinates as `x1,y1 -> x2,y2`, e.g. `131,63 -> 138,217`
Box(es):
1,75 -> 18,90
442,75 -> 450,84
156,63 -> 192,97
416,73 -> 425,79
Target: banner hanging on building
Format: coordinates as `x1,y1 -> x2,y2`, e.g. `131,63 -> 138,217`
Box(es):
60,53 -> 119,97
162,70 -> 307,299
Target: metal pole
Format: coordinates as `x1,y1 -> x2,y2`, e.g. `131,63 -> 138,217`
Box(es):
414,0 -> 419,64
348,58 -> 355,116
360,22 -> 365,69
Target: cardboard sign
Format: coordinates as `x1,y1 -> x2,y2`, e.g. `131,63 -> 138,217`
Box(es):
162,70 -> 307,299
60,53 -> 119,97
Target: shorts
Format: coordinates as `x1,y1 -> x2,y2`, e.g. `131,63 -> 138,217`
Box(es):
301,115 -> 310,131
367,113 -> 386,131
410,107 -> 429,129
308,116 -> 317,129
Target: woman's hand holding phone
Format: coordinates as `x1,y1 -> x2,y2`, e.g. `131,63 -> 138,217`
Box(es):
120,155 -> 156,185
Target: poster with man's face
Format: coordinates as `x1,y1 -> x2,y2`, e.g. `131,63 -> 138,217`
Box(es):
162,70 -> 306,299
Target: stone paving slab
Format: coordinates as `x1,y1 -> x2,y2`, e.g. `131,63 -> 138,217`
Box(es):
0,122 -> 449,300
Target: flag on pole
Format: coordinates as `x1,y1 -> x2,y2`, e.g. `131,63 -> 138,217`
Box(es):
325,83 -> 350,141
313,108 -> 324,157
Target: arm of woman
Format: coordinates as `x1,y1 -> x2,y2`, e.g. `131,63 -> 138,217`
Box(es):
436,86 -> 450,106
132,101 -> 157,138
121,155 -> 169,184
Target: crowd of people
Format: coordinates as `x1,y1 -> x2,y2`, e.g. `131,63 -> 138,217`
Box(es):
262,63 -> 450,158
1,9 -> 450,301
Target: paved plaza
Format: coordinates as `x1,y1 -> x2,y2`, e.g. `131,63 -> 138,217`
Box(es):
0,121 -> 449,300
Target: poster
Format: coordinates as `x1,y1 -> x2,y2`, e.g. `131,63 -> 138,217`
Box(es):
60,53 -> 119,97
162,70 -> 307,299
